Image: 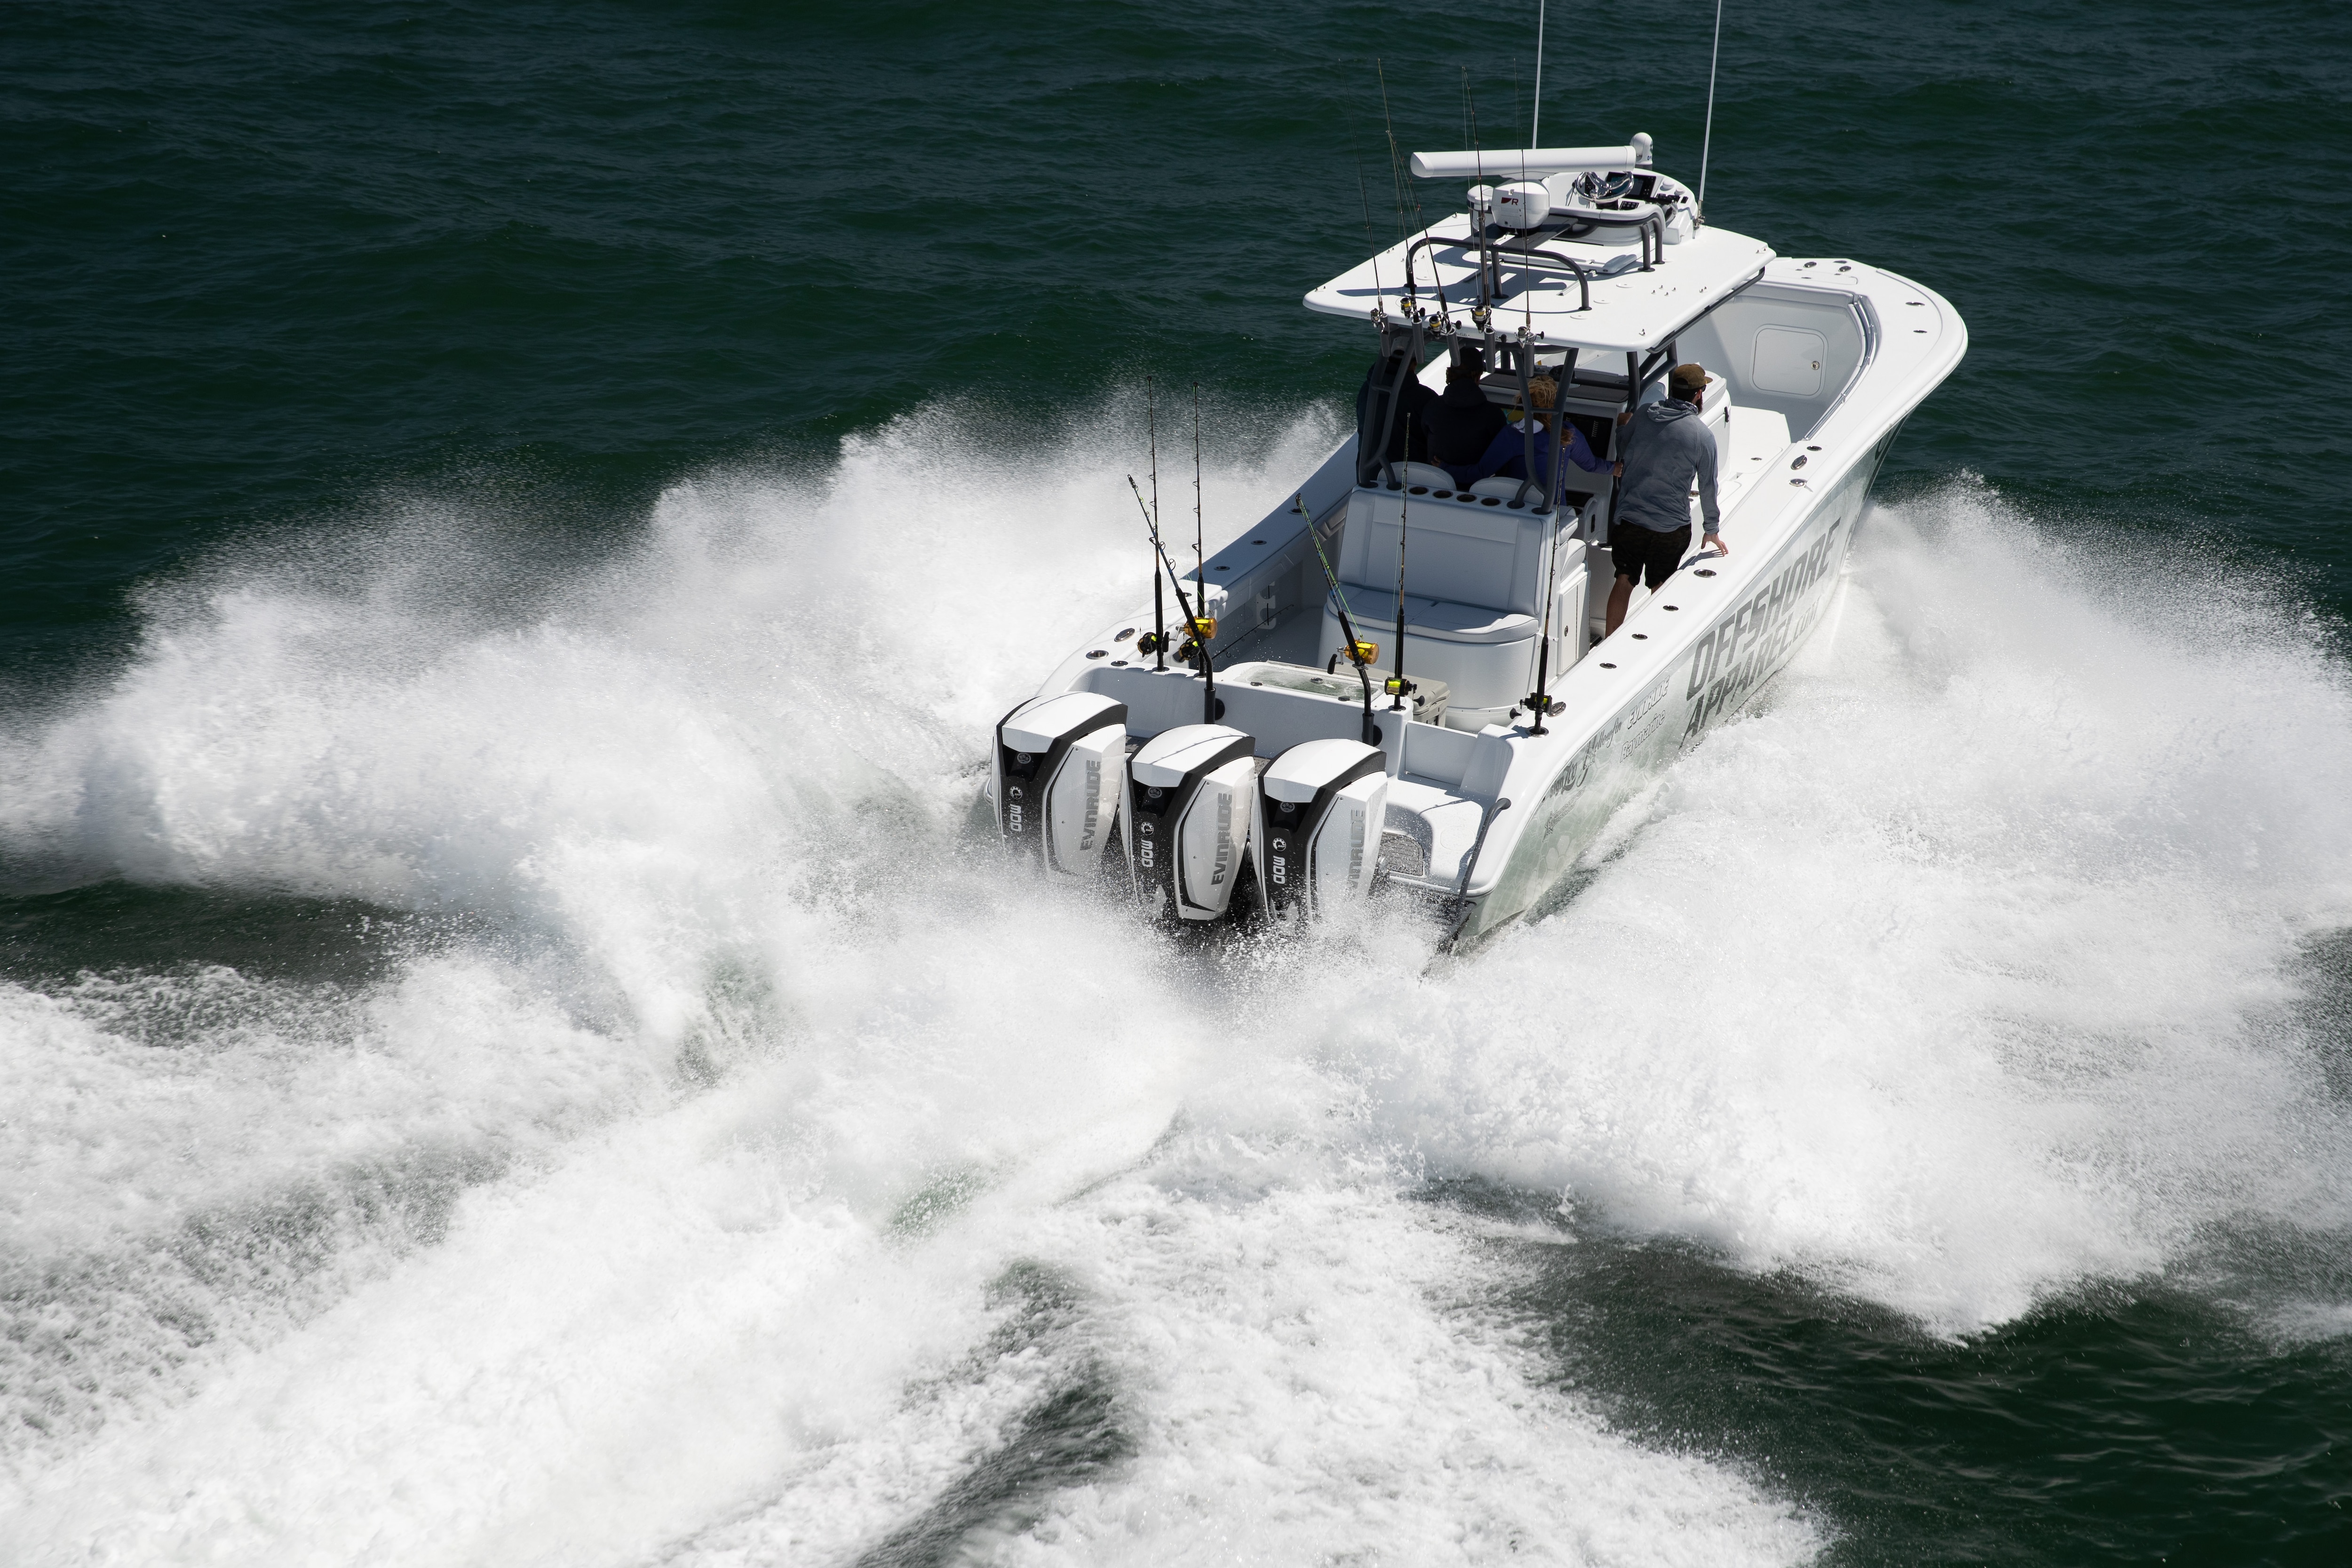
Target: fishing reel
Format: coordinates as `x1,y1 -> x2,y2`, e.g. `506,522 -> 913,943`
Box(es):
1135,630 -> 1168,656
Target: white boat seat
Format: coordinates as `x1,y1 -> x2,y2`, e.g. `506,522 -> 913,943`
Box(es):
1380,461 -> 1459,491
1470,475 -> 1536,501
1321,587 -> 1538,725
1340,484 -> 1565,616
1360,595 -> 1536,645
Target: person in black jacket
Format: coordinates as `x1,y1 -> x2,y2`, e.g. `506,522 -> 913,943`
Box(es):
1355,350 -> 1432,478
1423,355 -> 1506,486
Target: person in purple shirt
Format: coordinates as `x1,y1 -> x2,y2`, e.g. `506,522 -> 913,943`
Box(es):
1474,377 -> 1606,501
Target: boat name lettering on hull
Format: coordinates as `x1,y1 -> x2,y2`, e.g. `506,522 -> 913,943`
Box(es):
1683,514 -> 1848,737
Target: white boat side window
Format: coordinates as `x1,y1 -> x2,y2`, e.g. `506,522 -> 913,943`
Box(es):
1752,325 -> 1828,397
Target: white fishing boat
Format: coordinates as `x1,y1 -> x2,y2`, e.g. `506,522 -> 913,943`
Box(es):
985,133 -> 1965,946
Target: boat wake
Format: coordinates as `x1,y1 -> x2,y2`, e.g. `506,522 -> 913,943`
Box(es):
3,417 -> 2349,1564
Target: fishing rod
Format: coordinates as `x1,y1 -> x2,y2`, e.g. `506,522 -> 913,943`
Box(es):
1144,376 -> 1167,669
1363,313 -> 1426,488
1464,67 -> 1492,328
1297,493 -> 1379,745
1128,475 -> 1212,695
1523,346 -> 1579,734
1191,385 -> 1217,726
1375,60 -> 1427,319
1355,159 -> 1387,321
1390,411 -> 1412,714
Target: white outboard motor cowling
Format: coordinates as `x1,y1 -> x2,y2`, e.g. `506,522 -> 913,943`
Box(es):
994,692 -> 1127,880
1125,724 -> 1256,922
1252,739 -> 1389,923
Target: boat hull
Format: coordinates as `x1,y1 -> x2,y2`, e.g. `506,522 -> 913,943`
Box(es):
1450,430 -> 1889,948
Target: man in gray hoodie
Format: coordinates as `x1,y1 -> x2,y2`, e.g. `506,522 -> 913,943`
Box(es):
1605,362 -> 1724,635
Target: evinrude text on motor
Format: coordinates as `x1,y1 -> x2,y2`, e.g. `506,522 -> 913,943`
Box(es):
993,692 -> 1127,881
1124,723 -> 1257,922
1252,738 -> 1388,924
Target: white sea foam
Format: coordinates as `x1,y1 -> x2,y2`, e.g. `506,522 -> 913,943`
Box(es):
1,424 -> 2347,1560
1313,480 -> 2352,1329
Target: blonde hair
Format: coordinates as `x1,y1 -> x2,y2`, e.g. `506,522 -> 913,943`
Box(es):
1526,375 -> 1558,411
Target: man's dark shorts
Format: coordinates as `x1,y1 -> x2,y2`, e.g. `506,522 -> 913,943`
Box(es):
1611,523 -> 1692,590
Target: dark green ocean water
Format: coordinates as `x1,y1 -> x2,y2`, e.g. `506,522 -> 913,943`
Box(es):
5,2 -> 2351,1563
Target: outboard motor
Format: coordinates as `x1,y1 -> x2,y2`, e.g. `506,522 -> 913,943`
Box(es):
1252,739 -> 1389,923
1124,724 -> 1257,922
993,692 -> 1127,880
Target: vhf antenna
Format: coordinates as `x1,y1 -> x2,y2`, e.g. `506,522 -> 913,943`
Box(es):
1698,0 -> 1724,217
1532,0 -> 1548,147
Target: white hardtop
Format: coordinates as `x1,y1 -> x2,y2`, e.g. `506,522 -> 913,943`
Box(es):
1304,211 -> 1773,356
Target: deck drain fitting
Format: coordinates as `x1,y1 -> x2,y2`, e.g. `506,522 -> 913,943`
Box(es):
1116,628 -> 1135,640
1631,633 -> 1648,640
1599,661 -> 1617,669
1086,649 -> 1107,658
1694,568 -> 1717,577
1663,605 -> 1680,611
